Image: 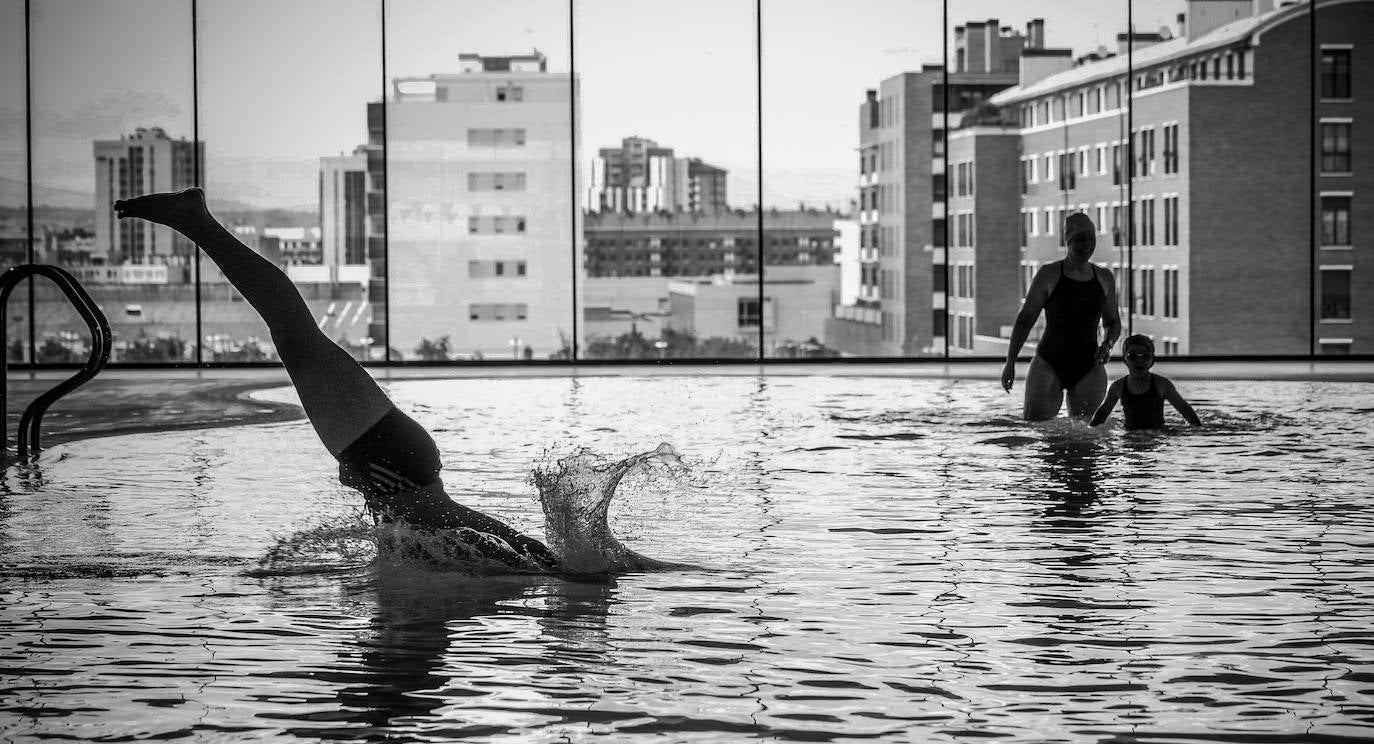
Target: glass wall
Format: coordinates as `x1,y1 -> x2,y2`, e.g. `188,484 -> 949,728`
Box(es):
577,0 -> 759,360
1,0 -> 30,363
30,0 -> 196,364
4,0 -> 1363,365
946,0 -> 1130,361
1128,0 -> 1314,357
383,0 -> 572,362
198,0 -> 382,362
760,0 -> 940,359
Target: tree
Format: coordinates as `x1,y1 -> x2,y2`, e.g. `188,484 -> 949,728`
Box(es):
35,337 -> 82,364
121,333 -> 186,363
413,335 -> 452,361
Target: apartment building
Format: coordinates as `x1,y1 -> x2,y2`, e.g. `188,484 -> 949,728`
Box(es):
93,127 -> 201,283
366,51 -> 581,360
981,0 -> 1371,355
826,18 -> 1047,356
588,136 -> 729,214
318,146 -> 369,285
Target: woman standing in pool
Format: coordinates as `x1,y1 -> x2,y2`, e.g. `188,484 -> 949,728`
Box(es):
1001,212 -> 1123,421
115,188 -> 560,571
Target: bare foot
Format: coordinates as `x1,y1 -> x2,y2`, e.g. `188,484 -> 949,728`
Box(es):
113,188 -> 212,235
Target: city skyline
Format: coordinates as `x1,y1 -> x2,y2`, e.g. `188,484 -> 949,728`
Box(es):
2,0 -> 1180,212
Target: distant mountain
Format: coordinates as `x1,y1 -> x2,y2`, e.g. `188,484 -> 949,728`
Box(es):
0,176 -> 93,210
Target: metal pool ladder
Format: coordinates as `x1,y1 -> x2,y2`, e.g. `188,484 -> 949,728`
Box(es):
1,264 -> 112,460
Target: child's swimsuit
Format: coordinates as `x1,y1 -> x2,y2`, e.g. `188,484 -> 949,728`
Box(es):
1120,373 -> 1166,430
1036,261 -> 1106,390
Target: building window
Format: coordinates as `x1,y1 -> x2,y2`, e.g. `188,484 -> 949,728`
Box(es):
1321,121 -> 1352,173
737,297 -> 774,330
1319,339 -> 1353,355
1135,268 -> 1156,316
495,85 -> 524,102
1320,268 -> 1352,320
468,172 -> 527,191
469,302 -> 529,321
1322,196 -> 1352,246
1111,143 -> 1123,185
1162,123 -> 1179,174
1163,196 -> 1179,246
1321,47 -> 1352,99
1163,268 -> 1179,318
1137,127 -> 1155,177
1142,197 -> 1156,246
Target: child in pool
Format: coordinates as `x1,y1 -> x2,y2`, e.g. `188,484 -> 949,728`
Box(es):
1089,334 -> 1201,430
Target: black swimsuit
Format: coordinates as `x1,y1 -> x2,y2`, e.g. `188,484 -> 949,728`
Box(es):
1036,262 -> 1106,390
1120,374 -> 1166,430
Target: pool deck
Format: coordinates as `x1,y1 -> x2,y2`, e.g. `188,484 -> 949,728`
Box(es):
4,360 -> 1371,454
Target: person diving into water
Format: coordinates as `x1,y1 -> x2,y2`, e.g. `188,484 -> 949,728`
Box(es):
115,188 -> 673,574
1001,211 -> 1123,421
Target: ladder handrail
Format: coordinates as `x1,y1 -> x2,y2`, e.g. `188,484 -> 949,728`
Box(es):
1,264 -> 113,460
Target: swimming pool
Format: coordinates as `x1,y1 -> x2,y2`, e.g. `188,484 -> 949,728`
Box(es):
3,374 -> 1372,742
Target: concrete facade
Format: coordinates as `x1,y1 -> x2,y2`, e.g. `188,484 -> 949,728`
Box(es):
375,51 -> 582,360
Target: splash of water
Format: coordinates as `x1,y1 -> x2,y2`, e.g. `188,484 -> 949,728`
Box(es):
254,443 -> 690,578
532,442 -> 686,574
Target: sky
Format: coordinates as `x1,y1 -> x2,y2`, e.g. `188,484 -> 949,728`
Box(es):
0,0 -> 1190,212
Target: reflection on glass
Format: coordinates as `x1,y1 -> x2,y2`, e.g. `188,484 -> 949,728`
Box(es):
1,0 -> 31,362
198,0 -> 381,362
383,0 -> 572,362
30,0 -> 195,364
945,1 -> 1130,363
578,0 -> 759,360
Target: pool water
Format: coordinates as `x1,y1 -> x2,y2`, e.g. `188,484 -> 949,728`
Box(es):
2,375 -> 1372,742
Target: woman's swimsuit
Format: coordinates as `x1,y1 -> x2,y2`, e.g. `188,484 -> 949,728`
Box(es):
336,406 -> 445,524
1035,261 -> 1106,390
1120,373 -> 1167,430
335,406 -> 559,569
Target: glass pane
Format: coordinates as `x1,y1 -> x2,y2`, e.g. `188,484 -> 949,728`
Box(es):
1,0 -> 31,364
30,0 -> 195,364
1313,0 -> 1363,355
198,0 -> 382,363
945,0 -> 1129,365
1130,0 -> 1314,356
578,0 -> 759,360
762,0 -> 938,358
384,0 -> 572,362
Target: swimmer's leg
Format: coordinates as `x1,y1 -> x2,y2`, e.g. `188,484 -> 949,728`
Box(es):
114,188 -> 391,454
1065,365 -> 1107,419
1022,356 -> 1066,421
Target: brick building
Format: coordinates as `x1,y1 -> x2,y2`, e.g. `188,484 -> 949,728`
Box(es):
826,18 -> 1053,356
967,0 -> 1372,356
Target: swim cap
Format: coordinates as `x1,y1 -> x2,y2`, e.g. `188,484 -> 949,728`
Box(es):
1064,212 -> 1096,243
1123,333 -> 1155,353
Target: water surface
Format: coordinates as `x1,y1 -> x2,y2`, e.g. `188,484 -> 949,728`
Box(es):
3,376 -> 1372,742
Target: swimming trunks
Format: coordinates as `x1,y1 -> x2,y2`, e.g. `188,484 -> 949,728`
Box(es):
1035,261 -> 1106,390
1120,374 -> 1166,430
337,406 -> 443,521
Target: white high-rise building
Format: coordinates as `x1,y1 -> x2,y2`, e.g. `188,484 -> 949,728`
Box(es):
93,127 -> 201,282
381,51 -> 581,359
319,146 -> 369,286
